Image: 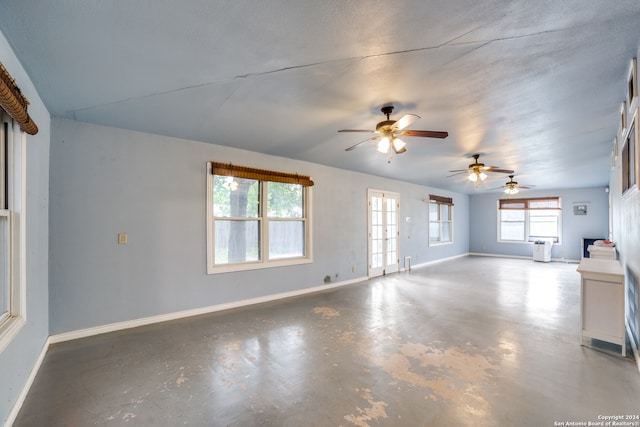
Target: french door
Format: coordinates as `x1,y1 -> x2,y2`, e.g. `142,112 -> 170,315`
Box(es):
368,190 -> 399,278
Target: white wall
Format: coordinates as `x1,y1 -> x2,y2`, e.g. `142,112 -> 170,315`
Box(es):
610,46 -> 640,352
0,32 -> 50,424
49,118 -> 469,335
469,187 -> 610,261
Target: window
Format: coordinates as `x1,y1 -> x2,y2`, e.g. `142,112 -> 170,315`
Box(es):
207,162 -> 313,273
498,197 -> 561,243
622,111 -> 637,195
0,108 -> 26,353
428,195 -> 453,245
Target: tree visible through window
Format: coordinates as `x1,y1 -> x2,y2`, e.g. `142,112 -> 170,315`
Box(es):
207,163 -> 312,273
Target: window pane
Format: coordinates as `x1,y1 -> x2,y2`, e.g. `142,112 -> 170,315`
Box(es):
429,223 -> 440,242
269,220 -> 305,259
0,215 -> 8,318
529,209 -> 559,217
387,241 -> 397,265
0,122 -> 6,210
429,203 -> 438,221
501,222 -> 525,241
442,222 -> 451,241
267,182 -> 303,218
373,253 -> 382,269
529,199 -> 560,209
530,219 -> 558,238
372,197 -> 381,211
213,176 -> 259,218
439,204 -> 450,220
501,210 -> 525,221
214,220 -> 259,264
530,211 -> 559,239
621,127 -> 635,192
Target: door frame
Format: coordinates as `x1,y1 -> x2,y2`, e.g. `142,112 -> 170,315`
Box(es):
367,189 -> 400,278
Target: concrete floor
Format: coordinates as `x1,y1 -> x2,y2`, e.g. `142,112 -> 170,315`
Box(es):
13,256 -> 640,426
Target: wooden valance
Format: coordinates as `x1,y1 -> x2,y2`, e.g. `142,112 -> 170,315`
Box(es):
0,62 -> 38,135
429,194 -> 454,205
499,197 -> 560,210
210,162 -> 314,187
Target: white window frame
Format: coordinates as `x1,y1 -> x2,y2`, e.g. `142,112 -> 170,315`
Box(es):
622,107 -> 638,197
0,109 -> 26,354
206,164 -> 313,274
428,195 -> 454,246
497,197 -> 562,244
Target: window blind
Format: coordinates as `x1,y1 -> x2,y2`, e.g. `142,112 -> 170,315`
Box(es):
499,197 -> 560,210
210,162 -> 314,187
0,62 -> 38,135
429,194 -> 454,205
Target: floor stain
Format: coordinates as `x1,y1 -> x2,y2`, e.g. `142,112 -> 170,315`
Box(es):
358,338 -> 496,408
339,330 -> 356,344
176,372 -> 189,387
343,387 -> 389,427
313,307 -> 341,318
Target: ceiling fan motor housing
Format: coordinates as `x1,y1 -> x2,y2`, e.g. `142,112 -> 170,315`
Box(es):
376,120 -> 396,132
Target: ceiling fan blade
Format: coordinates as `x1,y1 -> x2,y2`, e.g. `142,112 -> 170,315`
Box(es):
447,171 -> 467,177
338,129 -> 375,133
392,114 -> 420,131
448,169 -> 469,173
400,130 -> 448,139
519,185 -> 536,189
345,136 -> 380,151
484,167 -> 514,174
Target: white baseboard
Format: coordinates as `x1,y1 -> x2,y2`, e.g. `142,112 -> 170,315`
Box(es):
5,337 -> 50,427
468,252 -> 580,264
469,252 -> 534,260
52,253 -> 474,342
407,253 -> 469,271
49,276 -> 368,344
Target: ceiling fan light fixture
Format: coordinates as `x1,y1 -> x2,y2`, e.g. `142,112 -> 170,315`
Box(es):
377,136 -> 390,154
392,137 -> 406,153
468,171 -> 487,182
504,186 -> 519,195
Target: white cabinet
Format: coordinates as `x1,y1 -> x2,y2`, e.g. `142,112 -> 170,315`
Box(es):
576,258 -> 625,356
587,245 -> 616,260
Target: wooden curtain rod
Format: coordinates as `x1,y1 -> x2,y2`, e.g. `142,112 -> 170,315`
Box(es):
0,62 -> 38,135
210,162 -> 314,187
429,194 -> 454,205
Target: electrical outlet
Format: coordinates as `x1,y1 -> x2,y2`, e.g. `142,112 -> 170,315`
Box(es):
352,265 -> 356,273
118,233 -> 127,245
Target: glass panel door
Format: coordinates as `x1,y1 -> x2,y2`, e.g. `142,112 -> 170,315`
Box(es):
368,190 -> 399,277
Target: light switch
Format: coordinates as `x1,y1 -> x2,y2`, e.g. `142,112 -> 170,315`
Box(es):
118,233 -> 127,245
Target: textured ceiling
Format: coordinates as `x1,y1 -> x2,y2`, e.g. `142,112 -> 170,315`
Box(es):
1,0 -> 639,193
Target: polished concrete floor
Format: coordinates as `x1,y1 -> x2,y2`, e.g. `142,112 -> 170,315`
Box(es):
14,256 -> 640,426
